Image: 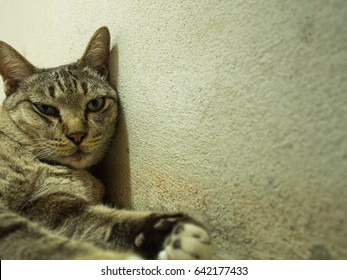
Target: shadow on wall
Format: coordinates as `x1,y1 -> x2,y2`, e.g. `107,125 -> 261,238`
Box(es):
93,45 -> 132,209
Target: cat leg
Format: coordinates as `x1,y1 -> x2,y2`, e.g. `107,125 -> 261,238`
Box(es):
65,207 -> 214,259
22,194 -> 213,259
0,204 -> 141,260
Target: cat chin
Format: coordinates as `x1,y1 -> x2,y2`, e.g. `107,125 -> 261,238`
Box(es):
54,152 -> 99,169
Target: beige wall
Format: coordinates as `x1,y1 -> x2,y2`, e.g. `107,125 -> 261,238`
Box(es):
1,0 -> 346,259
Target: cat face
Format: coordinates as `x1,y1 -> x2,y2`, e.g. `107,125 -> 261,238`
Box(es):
0,27 -> 118,169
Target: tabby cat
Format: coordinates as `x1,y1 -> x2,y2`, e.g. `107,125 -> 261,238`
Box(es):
0,27 -> 213,259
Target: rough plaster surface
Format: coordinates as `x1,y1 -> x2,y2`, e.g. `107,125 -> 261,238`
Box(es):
1,0 -> 346,259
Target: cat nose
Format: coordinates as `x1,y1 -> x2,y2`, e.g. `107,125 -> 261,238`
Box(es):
66,132 -> 86,145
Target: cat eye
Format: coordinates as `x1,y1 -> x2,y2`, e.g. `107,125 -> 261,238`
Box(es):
86,97 -> 105,112
34,103 -> 60,116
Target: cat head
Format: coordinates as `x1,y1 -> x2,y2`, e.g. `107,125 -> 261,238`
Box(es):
0,27 -> 118,169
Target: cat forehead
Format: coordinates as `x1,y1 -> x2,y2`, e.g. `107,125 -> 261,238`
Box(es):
20,65 -> 116,101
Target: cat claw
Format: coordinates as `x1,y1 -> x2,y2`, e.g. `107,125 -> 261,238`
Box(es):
134,232 -> 145,247
154,217 -> 179,230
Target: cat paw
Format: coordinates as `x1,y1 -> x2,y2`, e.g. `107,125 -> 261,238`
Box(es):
158,222 -> 213,260
134,214 -> 213,260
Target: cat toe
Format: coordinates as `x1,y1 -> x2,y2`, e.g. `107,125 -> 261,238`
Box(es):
158,223 -> 213,260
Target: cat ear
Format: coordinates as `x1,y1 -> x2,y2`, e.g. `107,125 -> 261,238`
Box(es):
78,26 -> 110,77
0,41 -> 36,96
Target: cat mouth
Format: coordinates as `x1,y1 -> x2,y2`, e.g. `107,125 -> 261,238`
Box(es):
65,148 -> 90,162
52,149 -> 94,169
68,149 -> 91,161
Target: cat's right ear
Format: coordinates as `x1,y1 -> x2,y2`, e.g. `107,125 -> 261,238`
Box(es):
0,41 -> 36,96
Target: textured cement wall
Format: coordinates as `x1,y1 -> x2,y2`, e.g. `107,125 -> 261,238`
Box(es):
1,0 -> 346,259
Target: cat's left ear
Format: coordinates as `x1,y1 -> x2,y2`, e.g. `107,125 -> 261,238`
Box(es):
78,26 -> 110,78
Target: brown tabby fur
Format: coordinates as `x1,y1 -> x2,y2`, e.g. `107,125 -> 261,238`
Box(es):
0,27 -> 212,260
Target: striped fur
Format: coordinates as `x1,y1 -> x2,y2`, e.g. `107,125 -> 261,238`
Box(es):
0,27 -> 212,260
